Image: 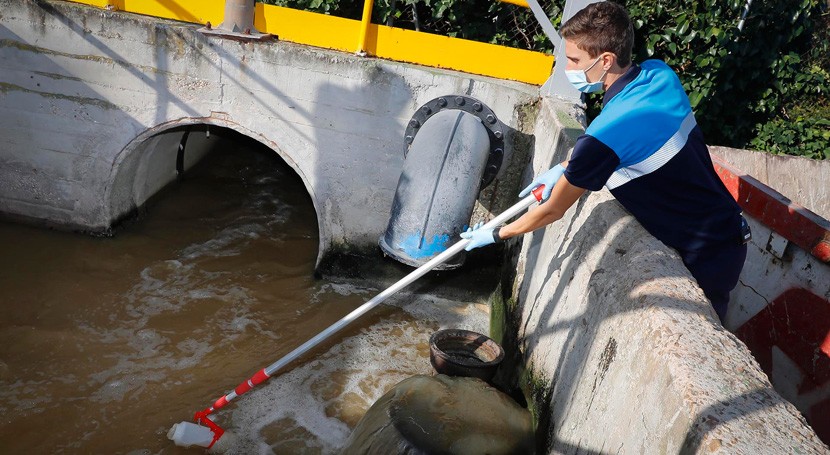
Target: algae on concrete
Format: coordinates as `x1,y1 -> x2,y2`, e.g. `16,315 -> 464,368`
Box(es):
0,81 -> 118,110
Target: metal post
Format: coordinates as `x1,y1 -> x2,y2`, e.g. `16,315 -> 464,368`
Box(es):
737,0 -> 753,32
356,0 -> 375,56
524,0 -> 561,49
199,0 -> 271,41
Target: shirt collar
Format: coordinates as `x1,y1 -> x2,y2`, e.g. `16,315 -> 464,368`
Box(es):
602,64 -> 641,107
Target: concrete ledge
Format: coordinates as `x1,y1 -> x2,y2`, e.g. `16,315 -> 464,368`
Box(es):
503,98 -> 827,453
708,146 -> 830,220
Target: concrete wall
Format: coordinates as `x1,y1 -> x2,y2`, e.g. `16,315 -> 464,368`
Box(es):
709,146 -> 830,220
726,212 -> 830,441
503,98 -> 827,453
0,0 -> 537,264
708,156 -> 830,440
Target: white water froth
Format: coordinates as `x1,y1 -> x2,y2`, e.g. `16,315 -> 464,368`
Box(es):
213,294 -> 489,454
74,218 -> 291,405
309,282 -> 374,304
180,223 -> 267,259
0,378 -> 52,413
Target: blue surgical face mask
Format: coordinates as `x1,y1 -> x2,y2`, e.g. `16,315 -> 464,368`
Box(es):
565,56 -> 607,93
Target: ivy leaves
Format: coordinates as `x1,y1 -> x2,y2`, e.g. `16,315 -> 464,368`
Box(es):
629,0 -> 828,158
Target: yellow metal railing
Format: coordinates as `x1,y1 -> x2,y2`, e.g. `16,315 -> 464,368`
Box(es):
356,0 -> 374,56
64,0 -> 554,85
497,0 -> 530,7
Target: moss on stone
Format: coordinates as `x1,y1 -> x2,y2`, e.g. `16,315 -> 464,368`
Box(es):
488,283 -> 506,345
515,369 -> 550,443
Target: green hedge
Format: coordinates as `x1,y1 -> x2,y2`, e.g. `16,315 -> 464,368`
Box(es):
627,0 -> 829,159
259,0 -> 829,159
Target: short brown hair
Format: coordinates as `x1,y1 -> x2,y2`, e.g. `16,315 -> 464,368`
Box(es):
559,2 -> 634,67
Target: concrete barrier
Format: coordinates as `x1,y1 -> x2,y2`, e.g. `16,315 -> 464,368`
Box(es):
709,146 -> 830,220
495,98 -> 827,453
0,0 -> 537,266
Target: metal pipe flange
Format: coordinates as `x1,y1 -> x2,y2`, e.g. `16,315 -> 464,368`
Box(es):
404,95 -> 505,191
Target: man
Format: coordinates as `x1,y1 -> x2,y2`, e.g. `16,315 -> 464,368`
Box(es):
461,1 -> 748,322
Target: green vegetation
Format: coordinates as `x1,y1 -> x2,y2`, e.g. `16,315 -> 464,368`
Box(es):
488,284 -> 507,345
258,0 -> 829,159
627,0 -> 829,159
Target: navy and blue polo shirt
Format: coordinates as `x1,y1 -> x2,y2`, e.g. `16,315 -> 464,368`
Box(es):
564,60 -> 742,253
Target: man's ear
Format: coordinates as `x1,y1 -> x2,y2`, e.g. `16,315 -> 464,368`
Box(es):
601,52 -> 618,70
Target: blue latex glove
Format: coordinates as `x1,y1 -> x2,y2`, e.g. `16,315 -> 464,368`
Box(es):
460,222 -> 496,251
519,164 -> 566,201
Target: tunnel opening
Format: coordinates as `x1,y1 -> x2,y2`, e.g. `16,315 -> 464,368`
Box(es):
108,125 -> 318,244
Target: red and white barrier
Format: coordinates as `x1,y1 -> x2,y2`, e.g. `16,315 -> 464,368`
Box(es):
712,154 -> 830,443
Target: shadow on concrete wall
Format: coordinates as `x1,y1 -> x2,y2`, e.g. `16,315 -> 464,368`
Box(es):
497,196 -> 803,453
0,18 -> 143,227
26,2 -> 323,231
35,1 -> 201,119
308,69 -> 412,259
678,387 -> 791,454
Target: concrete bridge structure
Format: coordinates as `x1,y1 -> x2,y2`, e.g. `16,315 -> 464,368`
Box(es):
2,1 -> 829,453
0,0 -> 543,267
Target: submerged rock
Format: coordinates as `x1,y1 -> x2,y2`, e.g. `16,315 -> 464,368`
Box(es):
342,374 -> 533,454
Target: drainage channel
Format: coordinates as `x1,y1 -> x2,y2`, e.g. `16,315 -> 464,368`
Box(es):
0,130 -> 491,453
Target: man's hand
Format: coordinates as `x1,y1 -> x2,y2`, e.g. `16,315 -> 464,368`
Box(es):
460,222 -> 498,251
500,171 -> 586,241
519,164 -> 566,201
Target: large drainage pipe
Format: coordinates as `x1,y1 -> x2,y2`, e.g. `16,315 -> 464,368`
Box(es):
380,96 -> 504,269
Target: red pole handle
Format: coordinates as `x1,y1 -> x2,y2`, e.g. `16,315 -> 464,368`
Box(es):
233,369 -> 270,396
208,368 -> 272,412
532,185 -> 545,202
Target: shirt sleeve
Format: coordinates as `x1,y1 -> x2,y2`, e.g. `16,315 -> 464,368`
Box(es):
564,134 -> 620,191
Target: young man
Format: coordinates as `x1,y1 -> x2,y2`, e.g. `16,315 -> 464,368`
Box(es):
461,1 -> 748,322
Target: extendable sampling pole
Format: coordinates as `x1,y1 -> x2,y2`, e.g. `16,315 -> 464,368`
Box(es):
172,186 -> 547,449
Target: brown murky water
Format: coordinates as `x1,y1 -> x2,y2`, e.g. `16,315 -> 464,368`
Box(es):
0,131 -> 489,453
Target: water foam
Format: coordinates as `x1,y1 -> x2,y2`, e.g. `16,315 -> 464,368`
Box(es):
73,205 -> 295,407
211,291 -> 489,454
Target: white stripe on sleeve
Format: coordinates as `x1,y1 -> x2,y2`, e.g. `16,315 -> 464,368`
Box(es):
605,111 -> 697,190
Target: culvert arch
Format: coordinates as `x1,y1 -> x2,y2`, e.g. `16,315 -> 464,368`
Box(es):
106,118 -> 328,266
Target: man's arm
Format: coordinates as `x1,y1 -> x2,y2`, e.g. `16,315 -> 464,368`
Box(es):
498,174 -> 586,240
459,161 -> 589,250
